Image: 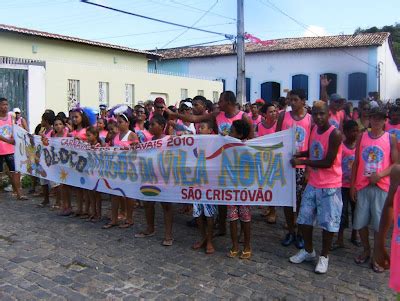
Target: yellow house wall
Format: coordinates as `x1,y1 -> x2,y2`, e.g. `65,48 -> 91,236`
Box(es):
0,32 -> 222,113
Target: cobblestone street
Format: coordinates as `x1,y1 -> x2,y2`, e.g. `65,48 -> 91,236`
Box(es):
0,192 -> 395,300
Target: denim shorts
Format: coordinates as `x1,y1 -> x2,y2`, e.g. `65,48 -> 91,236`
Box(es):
353,185 -> 387,232
193,204 -> 217,218
297,184 -> 343,232
0,154 -> 15,172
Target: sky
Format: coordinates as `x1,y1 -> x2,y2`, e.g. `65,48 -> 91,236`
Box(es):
1,0 -> 399,50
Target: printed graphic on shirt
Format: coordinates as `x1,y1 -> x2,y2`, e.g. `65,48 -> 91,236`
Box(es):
295,126 -> 306,151
310,141 -> 324,160
342,155 -> 355,182
136,130 -> 146,143
396,214 -> 400,244
0,125 -> 12,138
362,145 -> 384,176
218,123 -> 232,136
329,119 -> 340,129
388,128 -> 400,140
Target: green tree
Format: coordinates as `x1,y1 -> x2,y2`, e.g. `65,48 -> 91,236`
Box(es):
355,23 -> 400,61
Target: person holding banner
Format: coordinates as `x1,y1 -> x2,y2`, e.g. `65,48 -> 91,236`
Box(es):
165,91 -> 254,236
227,119 -> 252,259
103,111 -> 138,229
257,103 -> 278,224
135,115 -> 174,246
289,101 -> 343,274
276,89 -> 312,249
0,97 -> 26,200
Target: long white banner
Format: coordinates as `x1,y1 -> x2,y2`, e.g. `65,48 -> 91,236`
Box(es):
14,126 -> 296,207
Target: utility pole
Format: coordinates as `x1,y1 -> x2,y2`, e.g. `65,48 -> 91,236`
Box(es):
236,0 -> 246,105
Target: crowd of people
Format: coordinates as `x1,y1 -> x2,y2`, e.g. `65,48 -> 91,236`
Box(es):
0,76 -> 399,293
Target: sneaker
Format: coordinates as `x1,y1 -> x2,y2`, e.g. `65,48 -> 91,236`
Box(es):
289,249 -> 316,264
281,233 -> 295,247
295,235 -> 305,249
4,185 -> 13,192
315,256 -> 329,274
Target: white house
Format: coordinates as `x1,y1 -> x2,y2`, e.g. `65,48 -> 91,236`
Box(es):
149,32 -> 400,104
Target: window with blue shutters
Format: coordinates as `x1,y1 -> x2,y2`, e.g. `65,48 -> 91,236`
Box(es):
292,74 -> 308,99
348,72 -> 367,100
260,82 -> 280,103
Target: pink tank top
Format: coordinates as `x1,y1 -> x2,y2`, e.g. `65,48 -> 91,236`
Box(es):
43,128 -> 53,138
70,128 -> 87,141
308,126 -> 342,188
328,110 -> 344,129
355,131 -> 391,192
0,114 -> 14,155
386,121 -> 400,151
282,112 -> 312,169
135,126 -> 152,143
113,130 -> 132,147
390,186 -> 400,292
257,121 -> 277,137
99,130 -> 108,139
216,111 -> 245,136
341,143 -> 356,188
251,115 -> 262,129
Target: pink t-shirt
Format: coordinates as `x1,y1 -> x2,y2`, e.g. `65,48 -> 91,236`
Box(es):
251,115 -> 262,129
385,121 -> 400,151
308,126 -> 342,188
257,121 -> 277,137
355,131 -> 392,192
0,114 -> 14,155
216,111 -> 245,136
341,143 -> 356,188
328,110 -> 344,129
390,186 -> 400,292
70,128 -> 87,141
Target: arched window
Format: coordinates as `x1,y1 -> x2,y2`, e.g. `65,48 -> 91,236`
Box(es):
348,72 -> 367,100
292,74 -> 309,99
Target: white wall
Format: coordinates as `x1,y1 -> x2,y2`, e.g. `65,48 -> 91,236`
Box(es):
28,65 -> 46,131
377,40 -> 400,101
185,47 -> 382,103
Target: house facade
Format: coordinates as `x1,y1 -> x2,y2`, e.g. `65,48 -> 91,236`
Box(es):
0,24 -> 222,130
150,33 -> 400,104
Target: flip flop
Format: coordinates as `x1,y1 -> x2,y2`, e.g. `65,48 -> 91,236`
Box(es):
102,223 -> 118,229
119,222 -> 134,229
36,202 -> 49,208
17,195 -> 28,201
354,253 -> 370,264
134,231 -> 155,238
239,250 -> 252,260
227,249 -> 239,258
162,239 -> 174,246
371,260 -> 385,273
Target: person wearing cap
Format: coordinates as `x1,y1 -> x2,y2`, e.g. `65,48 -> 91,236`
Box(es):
13,107 -> 28,131
99,104 -> 107,119
153,97 -> 168,119
350,106 -> 398,268
168,101 -> 195,135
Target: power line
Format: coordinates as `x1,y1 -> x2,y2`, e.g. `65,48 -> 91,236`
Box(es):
258,0 -> 377,69
158,38 -> 231,50
161,0 -> 219,48
80,0 -> 235,40
91,22 -> 234,40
